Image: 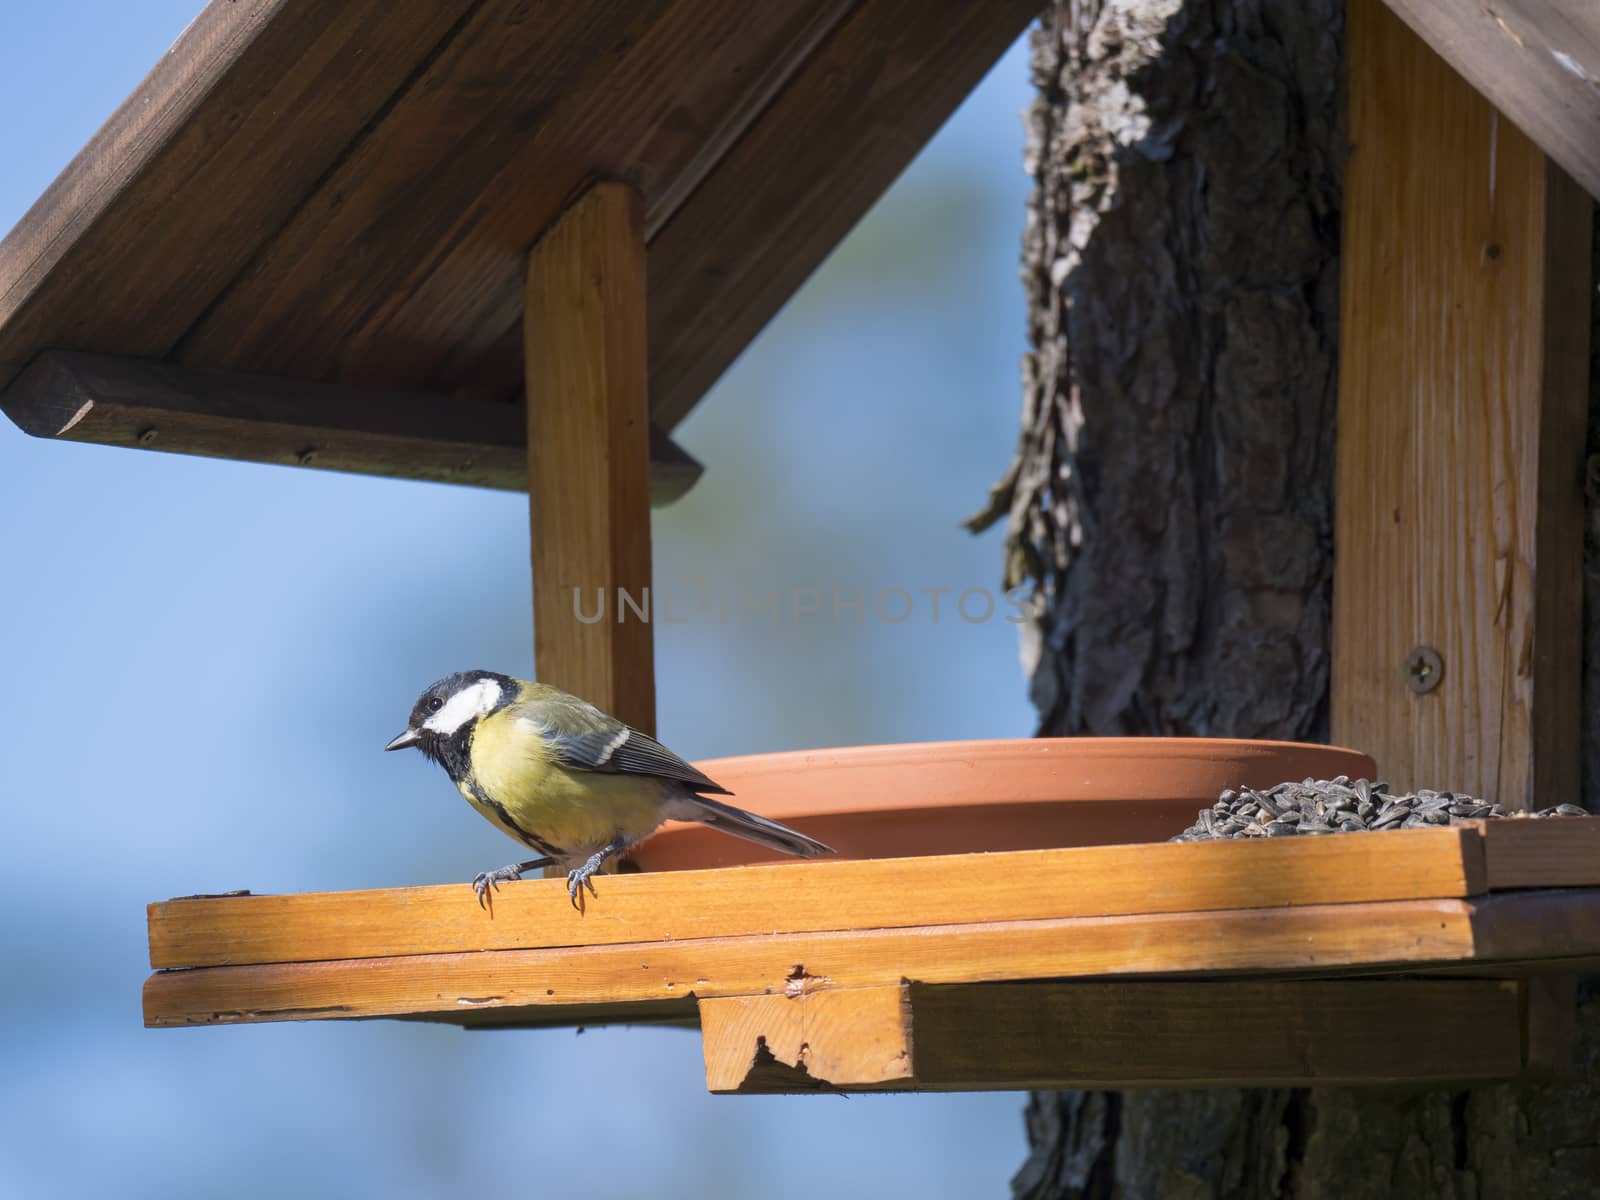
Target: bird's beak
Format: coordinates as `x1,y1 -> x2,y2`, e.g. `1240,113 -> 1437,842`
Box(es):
385,729 -> 421,752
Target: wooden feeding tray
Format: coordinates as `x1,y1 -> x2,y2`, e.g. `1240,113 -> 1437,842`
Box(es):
144,816 -> 1600,1093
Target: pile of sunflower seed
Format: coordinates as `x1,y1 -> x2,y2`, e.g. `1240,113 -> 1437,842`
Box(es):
1172,776 -> 1588,841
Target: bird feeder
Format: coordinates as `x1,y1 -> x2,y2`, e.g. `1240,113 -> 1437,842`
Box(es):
3,0 -> 1598,1093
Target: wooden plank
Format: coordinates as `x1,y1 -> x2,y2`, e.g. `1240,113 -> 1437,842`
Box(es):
0,0 -> 475,389
147,827 -> 1488,970
1480,817 -> 1600,889
647,0 -> 1041,430
174,0 -> 850,399
905,980 -> 1526,1090
701,980 -> 1527,1093
144,895 -> 1537,1027
524,183 -> 655,734
0,350 -> 701,505
1332,0 -> 1593,805
1381,0 -> 1600,202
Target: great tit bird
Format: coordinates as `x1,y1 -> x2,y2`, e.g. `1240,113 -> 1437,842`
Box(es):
385,670 -> 834,907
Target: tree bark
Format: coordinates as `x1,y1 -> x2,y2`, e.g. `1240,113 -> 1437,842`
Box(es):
975,2 -> 1600,1196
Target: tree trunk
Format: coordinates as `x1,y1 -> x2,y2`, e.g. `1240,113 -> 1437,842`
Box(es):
974,2 -> 1600,1196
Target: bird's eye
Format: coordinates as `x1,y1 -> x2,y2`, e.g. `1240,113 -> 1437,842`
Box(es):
427,697 -> 444,713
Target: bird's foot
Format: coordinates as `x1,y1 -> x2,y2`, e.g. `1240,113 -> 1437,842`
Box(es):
471,856 -> 553,911
566,857 -> 603,910
472,864 -> 524,909
563,837 -> 632,912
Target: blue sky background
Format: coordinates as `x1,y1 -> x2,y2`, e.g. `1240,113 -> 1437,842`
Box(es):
0,6 -> 1039,1197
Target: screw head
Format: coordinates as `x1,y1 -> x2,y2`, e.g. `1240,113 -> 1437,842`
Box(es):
136,428 -> 158,445
1404,645 -> 1443,694
295,448 -> 319,466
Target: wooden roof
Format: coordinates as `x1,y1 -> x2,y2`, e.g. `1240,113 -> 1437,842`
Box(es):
0,0 -> 1035,497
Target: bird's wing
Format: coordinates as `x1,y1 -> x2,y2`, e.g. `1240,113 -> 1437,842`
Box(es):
508,695 -> 730,794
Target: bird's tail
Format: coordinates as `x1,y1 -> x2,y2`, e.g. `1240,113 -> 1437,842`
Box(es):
671,794 -> 834,859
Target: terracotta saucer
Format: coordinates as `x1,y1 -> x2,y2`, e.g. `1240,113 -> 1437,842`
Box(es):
628,737 -> 1377,871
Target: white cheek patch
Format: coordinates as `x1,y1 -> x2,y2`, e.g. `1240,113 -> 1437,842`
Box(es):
424,679 -> 502,735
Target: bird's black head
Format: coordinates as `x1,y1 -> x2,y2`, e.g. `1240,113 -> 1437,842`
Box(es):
385,670 -> 516,773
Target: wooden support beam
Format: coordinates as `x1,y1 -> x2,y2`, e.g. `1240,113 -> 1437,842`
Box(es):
1522,973 -> 1580,1078
0,350 -> 701,505
141,889 -> 1600,1028
1379,0 -> 1600,203
699,980 -> 1530,1093
524,183 -> 655,733
1333,0 -> 1594,805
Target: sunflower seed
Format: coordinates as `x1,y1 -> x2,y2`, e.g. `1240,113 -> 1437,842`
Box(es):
1171,778 -> 1588,842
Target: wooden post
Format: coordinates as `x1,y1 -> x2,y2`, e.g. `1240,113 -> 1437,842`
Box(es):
1332,0 -> 1593,806
524,183 -> 655,735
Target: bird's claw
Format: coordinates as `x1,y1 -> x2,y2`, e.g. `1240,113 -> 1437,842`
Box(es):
566,866 -> 599,910
471,864 -> 526,910
563,839 -> 628,911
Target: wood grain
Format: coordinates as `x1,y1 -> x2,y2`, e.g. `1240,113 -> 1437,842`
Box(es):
1381,0 -> 1600,202
700,986 -> 914,1092
647,0 -> 1041,429
1521,974 -> 1578,1077
1332,0 -> 1593,806
1480,817 -> 1600,889
0,0 -> 474,388
146,895 -> 1520,1027
357,0 -> 854,405
525,184 -> 655,733
702,980 -> 1528,1093
0,349 -> 701,505
147,827 -> 1488,970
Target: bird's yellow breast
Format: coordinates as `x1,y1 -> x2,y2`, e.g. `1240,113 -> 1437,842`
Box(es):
462,707 -> 667,855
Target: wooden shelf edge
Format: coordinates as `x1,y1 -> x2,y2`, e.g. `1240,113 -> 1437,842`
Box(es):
147,826 -> 1489,970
